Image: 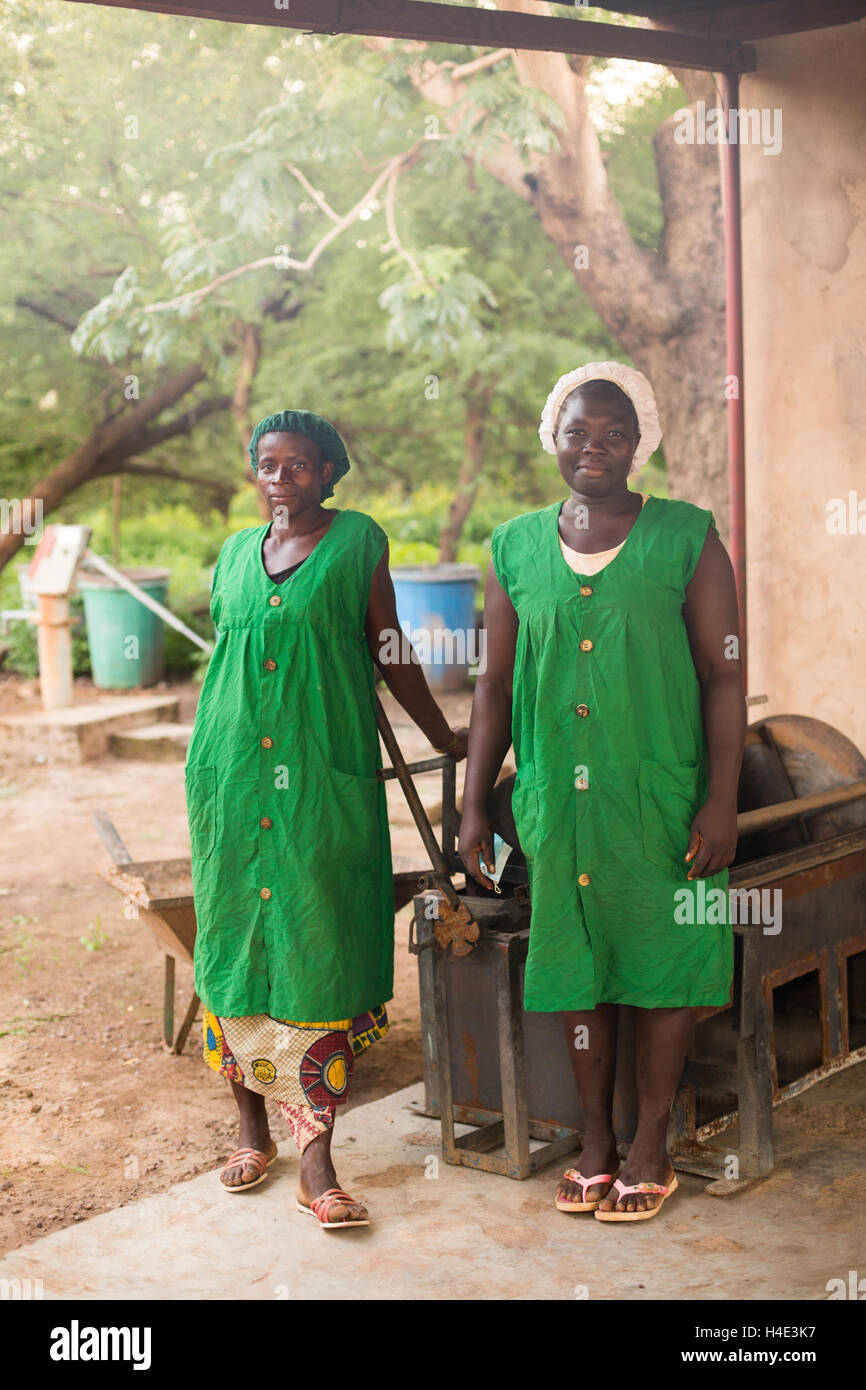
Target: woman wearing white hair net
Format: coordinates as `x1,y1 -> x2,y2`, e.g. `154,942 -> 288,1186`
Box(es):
459,363 -> 745,1222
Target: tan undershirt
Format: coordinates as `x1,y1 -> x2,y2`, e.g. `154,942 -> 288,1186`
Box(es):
558,492 -> 649,575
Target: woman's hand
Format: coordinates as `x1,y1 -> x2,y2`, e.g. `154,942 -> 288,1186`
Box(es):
434,726 -> 469,761
459,808 -> 496,890
685,796 -> 739,879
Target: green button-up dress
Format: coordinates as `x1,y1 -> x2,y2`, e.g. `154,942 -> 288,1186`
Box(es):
185,508 -> 394,1021
491,495 -> 732,1013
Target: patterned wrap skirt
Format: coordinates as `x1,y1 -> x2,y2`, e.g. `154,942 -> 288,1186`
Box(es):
202,1005 -> 389,1151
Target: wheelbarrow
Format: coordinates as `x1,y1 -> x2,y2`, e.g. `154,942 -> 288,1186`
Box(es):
93,696 -> 477,1054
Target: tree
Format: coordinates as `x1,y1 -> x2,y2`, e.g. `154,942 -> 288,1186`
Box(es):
363,1 -> 731,531
1,2 -> 700,577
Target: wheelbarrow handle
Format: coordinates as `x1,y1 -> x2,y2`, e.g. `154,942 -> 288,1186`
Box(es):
375,694 -> 462,911
91,809 -> 134,865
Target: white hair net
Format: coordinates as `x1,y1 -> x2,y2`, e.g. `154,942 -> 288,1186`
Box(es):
539,361 -> 662,475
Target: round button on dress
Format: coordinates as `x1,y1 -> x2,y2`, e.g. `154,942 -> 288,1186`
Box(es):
491,495 -> 732,1013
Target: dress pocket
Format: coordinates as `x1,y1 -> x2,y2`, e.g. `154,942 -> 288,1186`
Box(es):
318,765 -> 383,868
638,759 -> 700,869
185,766 -> 217,861
511,761 -> 540,862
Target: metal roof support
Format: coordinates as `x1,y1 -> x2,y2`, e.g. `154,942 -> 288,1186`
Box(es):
62,0 -> 756,72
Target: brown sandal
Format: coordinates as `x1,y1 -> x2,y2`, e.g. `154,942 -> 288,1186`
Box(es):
219,1145 -> 277,1193
296,1187 -> 369,1229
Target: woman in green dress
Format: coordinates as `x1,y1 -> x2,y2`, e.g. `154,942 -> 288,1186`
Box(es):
459,363 -> 745,1223
186,410 -> 467,1228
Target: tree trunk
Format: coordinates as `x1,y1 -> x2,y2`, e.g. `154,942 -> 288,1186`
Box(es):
229,319 -> 271,521
438,377 -> 494,563
385,3 -> 731,535
0,364 -> 228,574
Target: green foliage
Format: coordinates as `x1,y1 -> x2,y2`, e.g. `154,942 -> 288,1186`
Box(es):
1,1 -> 679,588
601,83 -> 686,250
3,596 -> 91,679
2,618 -> 38,679
379,249 -> 498,354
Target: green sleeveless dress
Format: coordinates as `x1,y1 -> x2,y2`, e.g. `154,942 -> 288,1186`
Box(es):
185,508 -> 394,1021
491,495 -> 732,1013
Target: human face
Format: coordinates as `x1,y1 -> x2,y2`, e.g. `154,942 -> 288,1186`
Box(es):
554,385 -> 640,498
254,431 -> 334,516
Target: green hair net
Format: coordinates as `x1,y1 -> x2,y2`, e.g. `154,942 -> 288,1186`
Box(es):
248,409 -> 350,501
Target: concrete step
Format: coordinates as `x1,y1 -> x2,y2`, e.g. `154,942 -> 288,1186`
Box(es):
109,721 -> 193,761
0,694 -> 181,762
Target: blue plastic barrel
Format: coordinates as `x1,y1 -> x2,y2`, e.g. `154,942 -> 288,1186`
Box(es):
389,563 -> 481,692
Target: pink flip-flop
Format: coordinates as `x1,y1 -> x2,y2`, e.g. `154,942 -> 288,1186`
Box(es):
594,1174 -> 679,1222
555,1167 -> 620,1212
296,1187 -> 369,1229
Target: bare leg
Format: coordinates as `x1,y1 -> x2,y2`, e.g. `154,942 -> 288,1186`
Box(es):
597,1005 -> 693,1215
296,1120 -> 368,1223
220,1080 -> 276,1187
557,1004 -> 619,1205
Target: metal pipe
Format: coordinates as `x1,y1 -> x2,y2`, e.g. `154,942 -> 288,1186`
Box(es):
81,549 -> 214,655
736,779 -> 866,835
721,70 -> 748,689
35,594 -> 74,710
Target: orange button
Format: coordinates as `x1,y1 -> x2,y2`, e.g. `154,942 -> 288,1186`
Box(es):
579,585 -> 593,597
578,873 -> 591,887
261,736 -> 274,749
575,778 -> 588,791
269,595 -> 281,607
263,659 -> 277,671
579,639 -> 593,652
260,887 -> 272,900
260,816 -> 273,829
575,704 -> 590,718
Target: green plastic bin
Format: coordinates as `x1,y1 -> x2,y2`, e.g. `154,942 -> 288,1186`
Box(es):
78,567 -> 170,690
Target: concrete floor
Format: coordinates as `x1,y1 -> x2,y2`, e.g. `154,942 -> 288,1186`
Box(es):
1,1072 -> 864,1301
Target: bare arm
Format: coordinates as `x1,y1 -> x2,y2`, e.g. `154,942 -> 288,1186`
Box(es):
365,545 -> 467,755
459,559 -> 519,887
682,527 -> 746,879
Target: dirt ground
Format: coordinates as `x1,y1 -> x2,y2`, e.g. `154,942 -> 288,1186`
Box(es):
3,672 -> 866,1289
0,673 -> 472,1256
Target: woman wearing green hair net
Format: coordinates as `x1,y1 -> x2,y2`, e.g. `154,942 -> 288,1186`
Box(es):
185,410 -> 467,1228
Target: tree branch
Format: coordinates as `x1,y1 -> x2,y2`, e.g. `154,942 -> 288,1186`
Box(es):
438,48 -> 513,82
122,393 -> 232,459
118,459 -> 233,503
143,143 -> 428,315
285,163 -> 341,223
15,298 -> 79,333
384,153 -> 427,282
